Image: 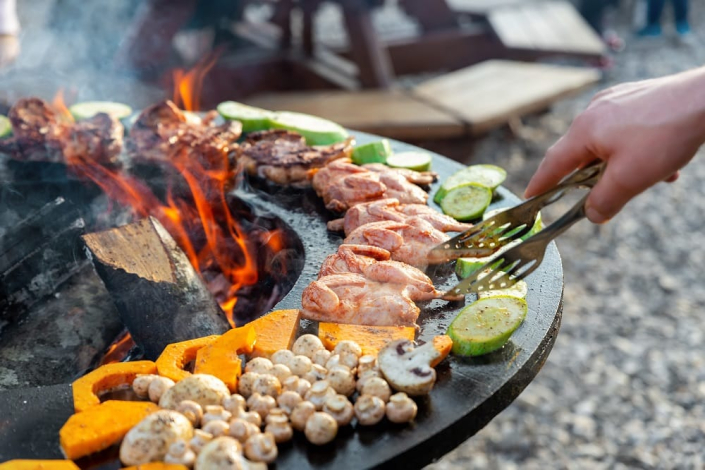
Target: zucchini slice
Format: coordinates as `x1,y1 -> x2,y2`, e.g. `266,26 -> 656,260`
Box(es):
440,183 -> 492,221
447,295 -> 528,356
352,140 -> 392,165
268,111 -> 349,145
69,101 -> 133,121
387,151 -> 432,172
434,164 -> 507,204
483,207 -> 543,240
455,239 -> 521,279
0,115 -> 11,138
217,101 -> 274,133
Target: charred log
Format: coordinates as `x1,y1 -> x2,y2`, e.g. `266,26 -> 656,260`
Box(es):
0,197 -> 88,328
82,216 -> 230,359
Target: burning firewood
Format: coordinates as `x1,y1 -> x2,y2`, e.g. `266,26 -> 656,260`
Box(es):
82,216 -> 231,359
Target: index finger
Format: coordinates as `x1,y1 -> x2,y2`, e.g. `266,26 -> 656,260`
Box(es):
524,128 -> 597,198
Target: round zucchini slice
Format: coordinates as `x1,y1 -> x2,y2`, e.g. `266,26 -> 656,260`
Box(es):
268,111 -> 349,146
440,183 -> 492,221
434,164 -> 507,204
217,101 -> 273,133
447,295 -> 528,356
69,101 -> 133,121
386,151 -> 432,172
0,115 -> 11,138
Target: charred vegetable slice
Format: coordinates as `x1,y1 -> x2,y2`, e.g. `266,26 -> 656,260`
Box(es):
217,101 -> 274,133
72,360 -> 157,412
434,164 -> 506,203
440,182 -> 492,221
268,111 -> 349,146
0,115 -> 11,138
155,335 -> 219,383
69,101 -> 133,121
59,400 -> 159,460
447,296 -> 527,356
351,140 -> 392,165
248,309 -> 301,359
386,151 -> 432,172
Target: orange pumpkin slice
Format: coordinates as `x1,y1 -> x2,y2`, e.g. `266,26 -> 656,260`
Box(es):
155,335 -> 219,382
0,461 -> 80,470
59,400 -> 159,460
193,325 -> 257,392
122,464 -> 189,470
318,323 -> 416,356
247,309 -> 301,359
72,360 -> 157,412
430,335 -> 453,367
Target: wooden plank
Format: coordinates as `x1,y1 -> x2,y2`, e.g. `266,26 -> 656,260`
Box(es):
244,89 -> 466,140
488,1 -> 606,57
412,60 -> 600,135
446,0 -> 523,16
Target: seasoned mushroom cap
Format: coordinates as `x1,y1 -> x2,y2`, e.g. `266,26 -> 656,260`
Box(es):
159,374 -> 231,409
195,436 -> 245,470
120,410 -> 194,466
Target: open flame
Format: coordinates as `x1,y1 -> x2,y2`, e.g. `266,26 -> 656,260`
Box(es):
52,88 -> 75,123
172,52 -> 219,112
62,56 -> 277,337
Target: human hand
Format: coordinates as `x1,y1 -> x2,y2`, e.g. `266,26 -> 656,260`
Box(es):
524,68 -> 705,223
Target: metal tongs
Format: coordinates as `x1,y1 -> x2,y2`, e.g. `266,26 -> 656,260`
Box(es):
430,160 -> 606,297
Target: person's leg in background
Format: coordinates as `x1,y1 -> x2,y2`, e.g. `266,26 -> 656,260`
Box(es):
671,0 -> 691,36
579,0 -> 624,52
0,0 -> 19,68
638,0 -> 666,36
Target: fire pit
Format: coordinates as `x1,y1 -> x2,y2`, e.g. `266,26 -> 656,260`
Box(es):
0,100 -> 563,467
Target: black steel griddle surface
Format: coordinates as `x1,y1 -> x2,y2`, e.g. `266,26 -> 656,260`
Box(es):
0,132 -> 564,469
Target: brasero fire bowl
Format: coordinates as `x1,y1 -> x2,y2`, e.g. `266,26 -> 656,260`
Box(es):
0,132 -> 563,469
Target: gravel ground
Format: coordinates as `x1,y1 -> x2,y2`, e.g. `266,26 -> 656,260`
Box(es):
428,4 -> 705,470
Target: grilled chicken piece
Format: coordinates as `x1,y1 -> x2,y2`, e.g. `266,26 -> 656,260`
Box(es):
318,244 -> 443,301
364,163 -> 437,187
327,198 -> 472,235
127,100 -> 241,170
343,219 -> 448,270
301,273 -> 421,327
311,158 -> 433,213
0,97 -> 125,166
237,130 -> 353,186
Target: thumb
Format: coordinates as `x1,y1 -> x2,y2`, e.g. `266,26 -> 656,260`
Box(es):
584,161 -> 641,223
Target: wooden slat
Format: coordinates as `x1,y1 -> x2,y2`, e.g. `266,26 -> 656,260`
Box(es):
488,1 -> 606,57
446,0 -> 524,16
412,60 -> 600,135
244,89 -> 466,140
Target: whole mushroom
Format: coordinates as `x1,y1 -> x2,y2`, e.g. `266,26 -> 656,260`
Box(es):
282,376 -> 311,397
190,430 -> 213,454
277,390 -> 303,414
271,349 -> 295,369
229,418 -> 260,444
120,410 -> 194,465
245,357 -> 273,375
239,411 -> 263,428
270,364 -> 292,383
148,376 -> 175,403
264,413 -> 293,443
202,420 -> 230,438
222,394 -> 246,416
164,439 -> 196,467
194,436 -> 246,470
302,364 -> 327,385
357,355 -> 377,376
378,339 -> 443,396
252,375 -> 281,398
238,373 -> 260,398
304,380 -> 336,411
247,393 -> 277,419
304,412 -> 338,445
290,401 -> 316,432
159,375 -> 231,410
244,432 -> 278,464
386,392 -> 418,423
311,349 -> 332,367
356,370 -> 382,393
176,400 -> 204,427
361,377 -> 392,403
132,374 -> 159,398
202,406 -> 232,425
354,395 -> 386,426
289,355 -> 313,377
333,341 -> 362,369
322,394 -> 354,426
292,334 -> 325,359
327,366 -> 356,397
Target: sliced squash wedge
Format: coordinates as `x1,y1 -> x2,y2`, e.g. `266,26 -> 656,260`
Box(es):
122,464 -> 189,470
0,461 -> 80,470
72,360 -> 157,412
59,400 -> 159,460
193,325 -> 257,392
318,323 -> 416,356
247,309 -> 301,359
155,335 -> 219,382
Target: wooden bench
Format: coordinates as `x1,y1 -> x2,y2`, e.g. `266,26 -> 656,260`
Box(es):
412,59 -> 600,135
244,89 -> 466,141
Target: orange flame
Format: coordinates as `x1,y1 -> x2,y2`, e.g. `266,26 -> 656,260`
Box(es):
100,331 -> 136,365
52,88 -> 75,123
172,52 -> 220,111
